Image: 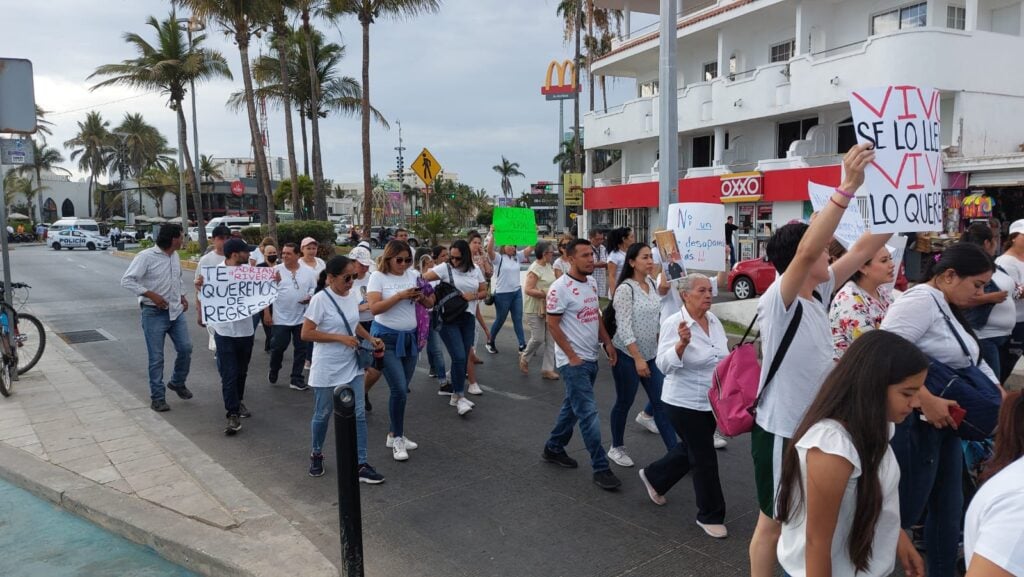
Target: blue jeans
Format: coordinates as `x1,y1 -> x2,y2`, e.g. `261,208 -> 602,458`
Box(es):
891,415 -> 963,577
980,335 -> 1007,381
140,306 -> 192,402
545,361 -> 609,472
269,323 -> 309,386
310,375 -> 366,464
377,332 -> 416,437
427,314 -> 447,382
490,290 -> 526,348
609,348 -> 677,450
213,333 -> 254,417
439,312 -> 475,395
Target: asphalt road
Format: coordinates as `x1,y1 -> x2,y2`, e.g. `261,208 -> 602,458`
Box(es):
10,245 -> 764,577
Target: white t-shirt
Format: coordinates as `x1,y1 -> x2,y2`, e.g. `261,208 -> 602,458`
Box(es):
995,254 -> 1024,323
491,250 -> 524,294
251,247 -> 265,266
881,284 -> 998,384
546,273 -> 601,367
978,267 -> 1016,339
272,264 -> 317,326
301,257 -> 326,276
352,275 -> 373,323
755,269 -> 837,438
304,288 -> 363,388
366,269 -> 419,331
607,250 -> 627,297
432,263 -> 485,315
964,456 -> 1024,576
552,257 -> 570,276
657,273 -> 683,325
198,250 -> 225,270
779,419 -> 901,577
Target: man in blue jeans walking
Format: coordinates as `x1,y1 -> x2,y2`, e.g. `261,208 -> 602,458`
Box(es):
120,224 -> 193,412
541,238 -> 621,490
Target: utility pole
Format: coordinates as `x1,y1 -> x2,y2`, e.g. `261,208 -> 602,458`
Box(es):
395,120 -> 408,213
658,0 -> 679,229
573,2 -> 583,178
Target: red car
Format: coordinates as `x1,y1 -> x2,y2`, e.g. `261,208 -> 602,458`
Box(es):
727,257 -> 777,299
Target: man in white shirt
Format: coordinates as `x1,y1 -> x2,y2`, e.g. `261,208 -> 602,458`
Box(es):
589,228 -> 608,300
541,238 -> 621,491
266,242 -> 316,391
485,230 -> 533,354
120,224 -> 193,412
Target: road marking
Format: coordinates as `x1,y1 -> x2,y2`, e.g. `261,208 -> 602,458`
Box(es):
413,365 -> 531,400
79,265 -> 87,269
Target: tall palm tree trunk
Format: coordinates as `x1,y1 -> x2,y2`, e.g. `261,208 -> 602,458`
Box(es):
87,176 -> 94,217
299,103 -> 310,177
302,10 -> 328,221
175,104 -> 204,243
236,31 -> 277,241
359,19 -> 372,236
274,12 -> 301,221
34,167 -> 44,222
587,0 -> 595,113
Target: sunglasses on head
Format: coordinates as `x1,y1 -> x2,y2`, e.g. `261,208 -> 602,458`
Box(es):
392,257 -> 412,264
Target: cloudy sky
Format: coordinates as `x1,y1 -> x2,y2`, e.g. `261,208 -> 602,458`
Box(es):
2,0 -> 654,196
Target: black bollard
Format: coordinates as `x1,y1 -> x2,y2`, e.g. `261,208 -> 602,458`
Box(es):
333,385 -> 364,576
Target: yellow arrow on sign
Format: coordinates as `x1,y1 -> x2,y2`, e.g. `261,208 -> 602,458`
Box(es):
411,148 -> 442,186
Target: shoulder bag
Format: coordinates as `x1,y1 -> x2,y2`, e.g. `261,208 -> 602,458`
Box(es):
326,293 -> 374,370
434,264 -> 470,324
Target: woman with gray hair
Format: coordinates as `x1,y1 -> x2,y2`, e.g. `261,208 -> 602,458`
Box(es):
520,240 -> 559,379
638,273 -> 730,539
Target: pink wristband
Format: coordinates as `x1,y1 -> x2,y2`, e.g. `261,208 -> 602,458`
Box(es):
834,186 -> 855,199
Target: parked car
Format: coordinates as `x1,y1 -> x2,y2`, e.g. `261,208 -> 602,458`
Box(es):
51,229 -> 110,251
369,226 -> 419,248
727,256 -> 777,299
536,224 -> 551,236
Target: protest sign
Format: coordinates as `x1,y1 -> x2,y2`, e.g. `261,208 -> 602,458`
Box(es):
654,230 -> 686,281
199,265 -> 279,325
849,85 -> 943,233
667,202 -> 727,272
493,207 -> 538,246
808,181 -> 865,249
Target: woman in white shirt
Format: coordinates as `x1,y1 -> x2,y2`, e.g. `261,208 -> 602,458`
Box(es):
422,239 -> 487,415
638,273 -> 729,538
995,219 -> 1024,383
881,242 -> 999,577
607,243 -> 678,468
552,234 -> 574,279
775,330 -> 927,577
299,237 -> 326,275
366,240 -> 435,461
604,227 -> 635,299
520,241 -> 558,380
964,391 -> 1024,577
485,230 -> 533,354
301,256 -> 385,482
962,223 -> 1014,379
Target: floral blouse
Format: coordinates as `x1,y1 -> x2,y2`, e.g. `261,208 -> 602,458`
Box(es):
829,280 -> 894,359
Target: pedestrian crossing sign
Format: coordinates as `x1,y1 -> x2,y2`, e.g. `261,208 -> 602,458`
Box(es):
411,148 -> 441,186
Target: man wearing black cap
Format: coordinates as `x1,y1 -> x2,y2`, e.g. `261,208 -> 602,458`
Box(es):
209,238 -> 257,435
196,225 -> 231,329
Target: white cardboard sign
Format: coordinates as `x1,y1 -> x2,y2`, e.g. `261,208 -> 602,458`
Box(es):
199,265 -> 279,325
808,181 -> 866,249
666,202 -> 727,272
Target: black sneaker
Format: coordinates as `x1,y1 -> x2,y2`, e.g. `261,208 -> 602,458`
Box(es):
358,463 -> 385,484
268,370 -> 278,384
238,402 -> 252,418
309,453 -> 325,477
166,383 -> 193,399
593,469 -> 622,490
518,344 -> 527,353
428,370 -> 436,378
364,394 -> 373,412
150,399 -> 170,412
290,382 -> 309,391
485,342 -> 497,354
437,382 -> 453,396
225,415 -> 242,435
541,447 -> 578,468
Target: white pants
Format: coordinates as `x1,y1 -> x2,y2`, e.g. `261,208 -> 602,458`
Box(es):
522,313 -> 554,372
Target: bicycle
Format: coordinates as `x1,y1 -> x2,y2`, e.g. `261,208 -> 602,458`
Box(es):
0,282 -> 46,397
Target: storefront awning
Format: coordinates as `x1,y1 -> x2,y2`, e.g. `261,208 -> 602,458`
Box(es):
969,170 -> 1024,188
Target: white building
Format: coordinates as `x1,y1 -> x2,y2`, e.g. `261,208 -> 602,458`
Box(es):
211,156 -> 287,182
584,0 -> 1024,263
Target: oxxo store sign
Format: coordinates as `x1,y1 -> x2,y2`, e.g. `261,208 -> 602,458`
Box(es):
719,172 -> 763,203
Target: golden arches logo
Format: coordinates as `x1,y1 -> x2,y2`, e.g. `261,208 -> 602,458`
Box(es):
542,60 -> 580,98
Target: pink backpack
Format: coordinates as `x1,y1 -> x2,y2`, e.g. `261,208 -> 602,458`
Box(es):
708,303 -> 803,437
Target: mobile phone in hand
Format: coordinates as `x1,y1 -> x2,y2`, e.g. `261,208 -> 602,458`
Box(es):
949,405 -> 966,428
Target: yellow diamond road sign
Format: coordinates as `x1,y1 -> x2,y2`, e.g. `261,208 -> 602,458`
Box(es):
411,148 -> 441,186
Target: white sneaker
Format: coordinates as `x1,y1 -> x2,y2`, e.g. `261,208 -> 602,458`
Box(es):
449,395 -> 475,408
696,520 -> 728,539
391,437 -> 409,461
387,434 -> 418,450
635,412 -> 659,434
456,397 -> 473,416
713,431 -> 728,450
467,382 -> 482,395
607,446 -> 634,467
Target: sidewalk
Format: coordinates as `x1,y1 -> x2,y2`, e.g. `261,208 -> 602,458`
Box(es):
0,329 -> 336,577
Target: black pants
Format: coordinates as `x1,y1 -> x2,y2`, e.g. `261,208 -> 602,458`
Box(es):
270,324 -> 309,386
643,405 -> 726,524
214,334 -> 254,418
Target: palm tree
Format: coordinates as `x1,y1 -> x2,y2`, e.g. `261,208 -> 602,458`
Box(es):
552,139 -> 575,174
199,154 -> 224,183
328,0 -> 441,236
89,11 -> 231,251
492,156 -> 524,198
179,0 -> 276,242
109,113 -> 174,179
10,140 -> 65,222
63,111 -> 112,217
138,160 -> 181,219
34,106 -> 54,141
270,1 -> 302,219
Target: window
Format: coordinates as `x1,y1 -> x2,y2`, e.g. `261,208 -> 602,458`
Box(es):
703,61 -> 718,81
871,3 -> 927,35
947,5 -> 966,30
770,39 -> 795,63
640,80 -> 659,97
836,117 -> 857,154
692,135 -> 714,168
776,117 -> 819,158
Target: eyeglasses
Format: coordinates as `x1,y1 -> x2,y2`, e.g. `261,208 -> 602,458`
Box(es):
450,256 -> 462,262
392,257 -> 412,264
339,274 -> 356,283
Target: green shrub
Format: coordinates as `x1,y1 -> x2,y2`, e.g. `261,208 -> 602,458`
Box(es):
139,239 -> 154,249
183,240 -> 200,255
240,226 -> 264,245
247,221 -> 335,257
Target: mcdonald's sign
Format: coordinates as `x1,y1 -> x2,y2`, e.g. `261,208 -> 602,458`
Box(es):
542,60 -> 580,101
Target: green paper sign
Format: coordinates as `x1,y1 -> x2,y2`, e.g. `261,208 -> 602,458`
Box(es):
492,207 -> 538,246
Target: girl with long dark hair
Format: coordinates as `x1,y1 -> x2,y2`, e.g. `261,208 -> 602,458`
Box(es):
776,330 -> 927,577
604,227 -> 635,299
881,242 -> 1000,577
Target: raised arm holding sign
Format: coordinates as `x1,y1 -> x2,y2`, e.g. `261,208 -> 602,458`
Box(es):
493,207 -> 539,247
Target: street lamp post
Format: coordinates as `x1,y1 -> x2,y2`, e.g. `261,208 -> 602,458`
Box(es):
177,16 -> 206,246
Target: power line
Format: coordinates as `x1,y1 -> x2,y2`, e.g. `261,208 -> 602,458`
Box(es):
48,91 -> 163,117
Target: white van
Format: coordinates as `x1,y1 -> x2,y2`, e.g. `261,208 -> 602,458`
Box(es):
205,216 -> 252,237
49,218 -> 100,235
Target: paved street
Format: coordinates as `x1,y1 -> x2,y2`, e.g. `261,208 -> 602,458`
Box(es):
10,245 -> 761,576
